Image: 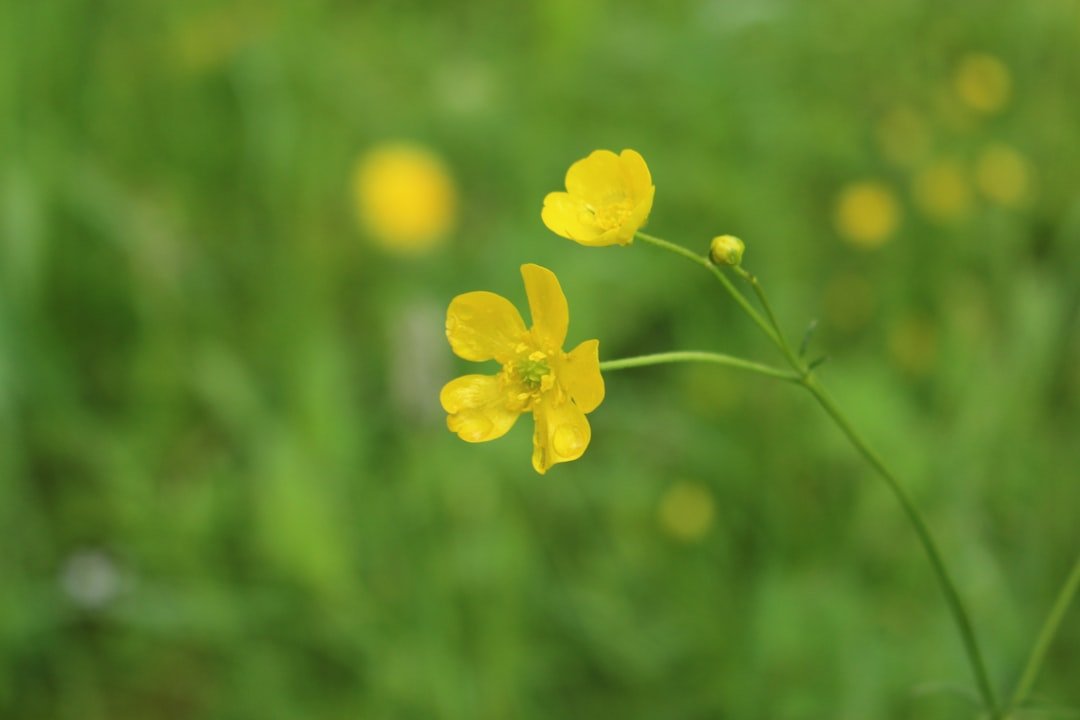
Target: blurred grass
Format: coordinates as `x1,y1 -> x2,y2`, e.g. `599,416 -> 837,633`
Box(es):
2,0 -> 1079,718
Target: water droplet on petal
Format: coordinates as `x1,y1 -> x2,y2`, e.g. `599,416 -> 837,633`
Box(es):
552,424 -> 585,458
452,413 -> 493,441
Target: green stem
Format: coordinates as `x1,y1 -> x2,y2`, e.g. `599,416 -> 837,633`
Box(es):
732,265 -> 802,370
800,375 -> 1000,716
1008,552 -> 1080,712
600,351 -> 800,382
634,230 -> 1001,717
635,232 -> 781,346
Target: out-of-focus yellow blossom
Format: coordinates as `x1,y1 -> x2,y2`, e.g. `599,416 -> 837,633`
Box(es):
954,53 -> 1012,114
441,264 -> 605,474
353,143 -> 457,254
888,315 -> 939,377
824,272 -> 876,333
542,149 -> 655,247
658,481 -> 715,542
171,6 -> 270,74
834,182 -> 900,249
912,160 -> 973,223
875,107 -> 932,169
975,143 -> 1033,207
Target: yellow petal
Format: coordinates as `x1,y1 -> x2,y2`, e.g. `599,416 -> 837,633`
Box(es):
583,227 -> 629,248
541,192 -> 604,244
619,149 -> 653,205
520,263 -> 568,350
440,374 -> 520,443
446,291 -> 526,362
614,184 -> 655,245
557,339 -> 604,413
565,149 -> 627,206
530,397 -> 591,474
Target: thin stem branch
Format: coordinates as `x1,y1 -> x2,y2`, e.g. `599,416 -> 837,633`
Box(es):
800,375 -> 1000,716
732,265 -> 802,370
600,351 -> 800,382
1009,553 -> 1080,712
634,232 -> 781,346
632,229 -> 1002,717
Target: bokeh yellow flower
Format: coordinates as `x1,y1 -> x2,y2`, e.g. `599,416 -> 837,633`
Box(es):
352,143 -> 457,254
658,481 -> 715,542
441,264 -> 605,474
824,271 -> 877,333
834,181 -> 901,249
542,149 -> 655,247
875,107 -> 932,169
975,143 -> 1033,207
953,53 -> 1012,115
912,159 -> 973,223
888,314 -> 939,377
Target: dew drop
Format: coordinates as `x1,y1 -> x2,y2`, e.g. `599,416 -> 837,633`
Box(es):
454,413 -> 493,441
552,424 -> 585,457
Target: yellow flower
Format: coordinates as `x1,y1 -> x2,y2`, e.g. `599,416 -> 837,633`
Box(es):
541,149 -> 655,247
441,264 -> 605,474
658,481 -> 715,542
953,53 -> 1012,115
875,107 -> 932,169
834,181 -> 901,249
888,314 -> 938,377
975,143 -> 1033,207
352,142 -> 457,254
912,159 -> 973,223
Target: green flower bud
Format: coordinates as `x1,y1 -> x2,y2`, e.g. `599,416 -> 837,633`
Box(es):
709,235 -> 745,266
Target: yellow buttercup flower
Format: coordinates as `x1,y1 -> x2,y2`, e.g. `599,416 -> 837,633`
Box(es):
352,142 -> 457,254
875,107 -> 931,169
975,143 -> 1033,207
953,53 -> 1012,115
834,181 -> 900,249
542,149 -> 655,247
658,481 -> 715,543
912,159 -> 973,224
441,264 -> 605,474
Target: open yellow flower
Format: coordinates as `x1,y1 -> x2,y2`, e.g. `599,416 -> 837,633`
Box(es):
441,264 -> 605,474
353,142 -> 457,254
541,149 -> 655,247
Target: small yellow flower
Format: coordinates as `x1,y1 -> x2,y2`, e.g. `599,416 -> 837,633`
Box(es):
824,271 -> 876,333
441,264 -> 605,474
658,481 -> 715,542
888,314 -> 938,377
975,143 -> 1033,207
875,107 -> 932,169
954,53 -> 1012,115
541,149 -> 655,247
352,142 -> 457,254
834,181 -> 901,249
912,159 -> 973,223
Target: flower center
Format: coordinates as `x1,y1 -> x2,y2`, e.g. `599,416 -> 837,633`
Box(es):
588,196 -> 634,230
503,349 -> 556,413
516,355 -> 551,391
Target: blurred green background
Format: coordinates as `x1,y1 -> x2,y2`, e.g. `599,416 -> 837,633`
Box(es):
3,0 -> 1079,718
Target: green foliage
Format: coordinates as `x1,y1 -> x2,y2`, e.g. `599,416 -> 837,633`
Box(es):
1,0 -> 1078,718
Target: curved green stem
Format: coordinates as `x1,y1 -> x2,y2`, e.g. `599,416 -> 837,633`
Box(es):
633,230 -> 1001,717
1008,552 -> 1080,712
800,375 -> 1000,716
600,351 -> 800,382
732,265 -> 802,370
635,232 -> 781,346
